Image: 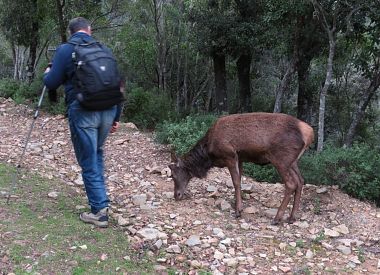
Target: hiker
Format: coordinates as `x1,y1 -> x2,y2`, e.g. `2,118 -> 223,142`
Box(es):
43,17 -> 124,227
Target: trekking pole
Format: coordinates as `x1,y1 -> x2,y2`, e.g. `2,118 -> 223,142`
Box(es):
7,86 -> 47,204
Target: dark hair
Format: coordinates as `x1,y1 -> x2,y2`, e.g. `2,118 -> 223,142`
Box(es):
68,17 -> 91,35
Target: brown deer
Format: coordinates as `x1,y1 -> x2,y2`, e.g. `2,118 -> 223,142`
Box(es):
169,112 -> 314,224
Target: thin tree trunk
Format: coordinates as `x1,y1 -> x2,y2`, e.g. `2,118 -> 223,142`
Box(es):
152,0 -> 166,92
273,59 -> 295,113
213,52 -> 228,113
56,0 -> 67,43
343,71 -> 380,147
237,52 -> 252,113
296,57 -> 314,123
317,38 -> 336,152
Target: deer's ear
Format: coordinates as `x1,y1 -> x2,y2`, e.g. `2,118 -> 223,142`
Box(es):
170,151 -> 178,162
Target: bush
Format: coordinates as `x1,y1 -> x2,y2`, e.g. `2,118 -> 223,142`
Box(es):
244,144 -> 379,204
243,163 -> 280,182
123,87 -> 173,129
300,144 -> 380,204
155,114 -> 218,155
0,78 -> 30,100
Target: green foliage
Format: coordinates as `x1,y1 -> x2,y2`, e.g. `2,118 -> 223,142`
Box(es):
0,78 -> 34,103
300,144 -> 380,203
155,114 -> 218,155
123,87 -> 174,129
0,163 -> 154,274
243,163 -> 279,182
245,144 -> 380,203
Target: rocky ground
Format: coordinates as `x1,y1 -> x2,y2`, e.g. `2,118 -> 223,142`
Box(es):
0,97 -> 379,274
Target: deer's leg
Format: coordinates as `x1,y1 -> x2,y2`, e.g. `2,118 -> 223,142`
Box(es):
272,167 -> 297,225
238,160 -> 243,185
227,159 -> 243,218
287,163 -> 304,223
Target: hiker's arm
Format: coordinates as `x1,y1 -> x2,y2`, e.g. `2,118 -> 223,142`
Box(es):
114,103 -> 122,122
110,104 -> 122,133
43,45 -> 71,90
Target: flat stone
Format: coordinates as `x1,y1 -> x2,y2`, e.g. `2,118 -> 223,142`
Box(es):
47,192 -> 59,199
348,255 -> 361,264
316,187 -> 328,194
166,244 -> 181,254
240,223 -> 250,230
132,194 -> 147,205
243,206 -> 258,214
278,266 -> 292,273
74,176 -> 83,185
137,227 -> 160,241
332,224 -> 349,235
336,245 -> 351,255
223,258 -> 238,267
305,250 -> 313,259
241,184 -> 254,193
294,221 -> 309,229
186,235 -> 201,247
337,239 -> 355,246
264,209 -> 278,218
324,228 -> 340,237
117,216 -> 130,226
207,185 -> 218,192
154,265 -> 167,271
163,192 -> 174,199
153,239 -> 163,250
190,260 -> 202,268
220,200 -> 232,211
220,238 -> 232,246
214,249 -> 224,260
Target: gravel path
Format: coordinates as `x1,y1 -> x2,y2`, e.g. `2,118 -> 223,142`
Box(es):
1,97 -> 379,274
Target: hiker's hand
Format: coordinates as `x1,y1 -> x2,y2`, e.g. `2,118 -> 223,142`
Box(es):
44,63 -> 52,74
110,122 -> 119,133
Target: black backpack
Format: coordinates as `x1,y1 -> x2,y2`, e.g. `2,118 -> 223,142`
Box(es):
69,39 -> 125,110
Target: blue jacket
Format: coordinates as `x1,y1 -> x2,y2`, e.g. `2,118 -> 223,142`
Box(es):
43,32 -> 121,121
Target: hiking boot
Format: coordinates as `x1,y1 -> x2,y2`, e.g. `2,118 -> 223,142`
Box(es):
79,207 -> 109,227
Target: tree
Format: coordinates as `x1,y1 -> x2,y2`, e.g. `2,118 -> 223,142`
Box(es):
190,0 -> 236,113
343,3 -> 380,147
311,0 -> 361,151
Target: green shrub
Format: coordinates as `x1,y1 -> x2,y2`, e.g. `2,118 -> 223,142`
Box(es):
244,144 -> 379,204
243,163 -> 280,182
0,78 -> 39,104
123,87 -> 173,129
300,144 -> 380,203
155,114 -> 218,155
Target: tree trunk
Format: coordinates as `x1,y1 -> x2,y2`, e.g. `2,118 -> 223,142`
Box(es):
26,20 -> 39,83
213,52 -> 228,113
152,0 -> 167,92
296,57 -> 313,123
317,38 -> 336,152
343,71 -> 380,147
273,59 -> 295,113
56,0 -> 67,43
237,52 -> 252,113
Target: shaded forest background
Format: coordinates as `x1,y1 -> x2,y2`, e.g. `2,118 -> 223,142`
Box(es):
0,0 -> 379,203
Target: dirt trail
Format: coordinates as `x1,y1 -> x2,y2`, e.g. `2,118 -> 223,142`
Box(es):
0,97 -> 379,274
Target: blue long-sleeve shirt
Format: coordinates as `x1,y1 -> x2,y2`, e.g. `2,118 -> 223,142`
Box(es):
43,32 -> 122,122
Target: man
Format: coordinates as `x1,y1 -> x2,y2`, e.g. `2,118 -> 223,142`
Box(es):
44,17 -> 122,227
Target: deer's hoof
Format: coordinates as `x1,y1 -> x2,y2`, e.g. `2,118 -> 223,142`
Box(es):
235,211 -> 242,218
271,219 -> 281,226
286,217 -> 296,224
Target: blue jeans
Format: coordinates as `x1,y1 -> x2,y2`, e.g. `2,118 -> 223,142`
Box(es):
68,100 -> 116,214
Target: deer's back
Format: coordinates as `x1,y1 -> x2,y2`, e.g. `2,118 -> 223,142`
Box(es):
206,113 -> 313,162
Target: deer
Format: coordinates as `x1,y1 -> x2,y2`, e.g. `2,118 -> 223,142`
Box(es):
169,112 -> 314,224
